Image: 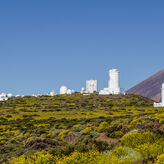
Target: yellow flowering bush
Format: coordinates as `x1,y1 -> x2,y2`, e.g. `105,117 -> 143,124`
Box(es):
155,154 -> 164,164
135,142 -> 164,158
10,151 -> 57,164
82,126 -> 95,134
9,150 -> 138,164
97,122 -> 109,132
58,130 -> 72,139
159,119 -> 164,125
121,131 -> 157,148
110,146 -> 142,161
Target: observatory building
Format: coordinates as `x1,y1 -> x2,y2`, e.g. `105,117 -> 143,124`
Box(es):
0,93 -> 13,101
81,79 -> 98,94
99,69 -> 125,95
60,86 -> 68,94
154,83 -> 164,107
60,86 -> 74,95
86,80 -> 98,93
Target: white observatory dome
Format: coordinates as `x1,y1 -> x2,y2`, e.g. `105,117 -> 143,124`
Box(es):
50,91 -> 55,96
1,93 -> 7,98
67,89 -> 72,95
60,86 -> 68,94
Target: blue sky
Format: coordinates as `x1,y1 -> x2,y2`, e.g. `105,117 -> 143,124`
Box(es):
0,0 -> 164,95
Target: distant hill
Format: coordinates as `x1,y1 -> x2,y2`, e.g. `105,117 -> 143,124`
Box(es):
127,70 -> 164,102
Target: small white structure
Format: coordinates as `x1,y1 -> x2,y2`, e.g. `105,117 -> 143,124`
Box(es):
49,91 -> 56,96
99,69 -> 125,95
0,92 -> 13,101
86,80 -> 98,93
154,83 -> 164,107
81,87 -> 85,94
60,86 -> 74,95
66,89 -> 72,95
32,94 -> 43,97
7,93 -> 13,98
1,93 -> 7,98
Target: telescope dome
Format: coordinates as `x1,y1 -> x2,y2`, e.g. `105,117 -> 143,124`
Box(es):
60,86 -> 68,94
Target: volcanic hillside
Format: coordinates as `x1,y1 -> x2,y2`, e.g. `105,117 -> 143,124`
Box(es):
127,70 -> 164,102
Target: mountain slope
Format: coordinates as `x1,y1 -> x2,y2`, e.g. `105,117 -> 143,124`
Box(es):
127,70 -> 164,102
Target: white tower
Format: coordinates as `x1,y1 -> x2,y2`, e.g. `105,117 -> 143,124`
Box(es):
86,80 -> 98,93
162,83 -> 164,103
99,68 -> 125,95
108,69 -> 121,94
109,69 -> 120,89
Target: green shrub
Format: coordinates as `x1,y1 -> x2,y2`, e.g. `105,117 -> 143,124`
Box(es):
82,126 -> 95,134
97,122 -> 109,132
93,140 -> 112,152
159,119 -> 164,125
9,150 -> 138,164
10,151 -> 56,164
110,146 -> 141,160
136,140 -> 164,158
58,130 -> 72,139
110,131 -> 124,138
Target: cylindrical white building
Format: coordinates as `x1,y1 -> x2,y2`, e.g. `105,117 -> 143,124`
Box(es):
109,69 -> 120,89
162,83 -> 164,103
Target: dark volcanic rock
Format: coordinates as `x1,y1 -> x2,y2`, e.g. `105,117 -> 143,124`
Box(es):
127,70 -> 164,102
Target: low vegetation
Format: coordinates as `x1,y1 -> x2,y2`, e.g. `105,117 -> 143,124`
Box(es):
0,93 -> 164,163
